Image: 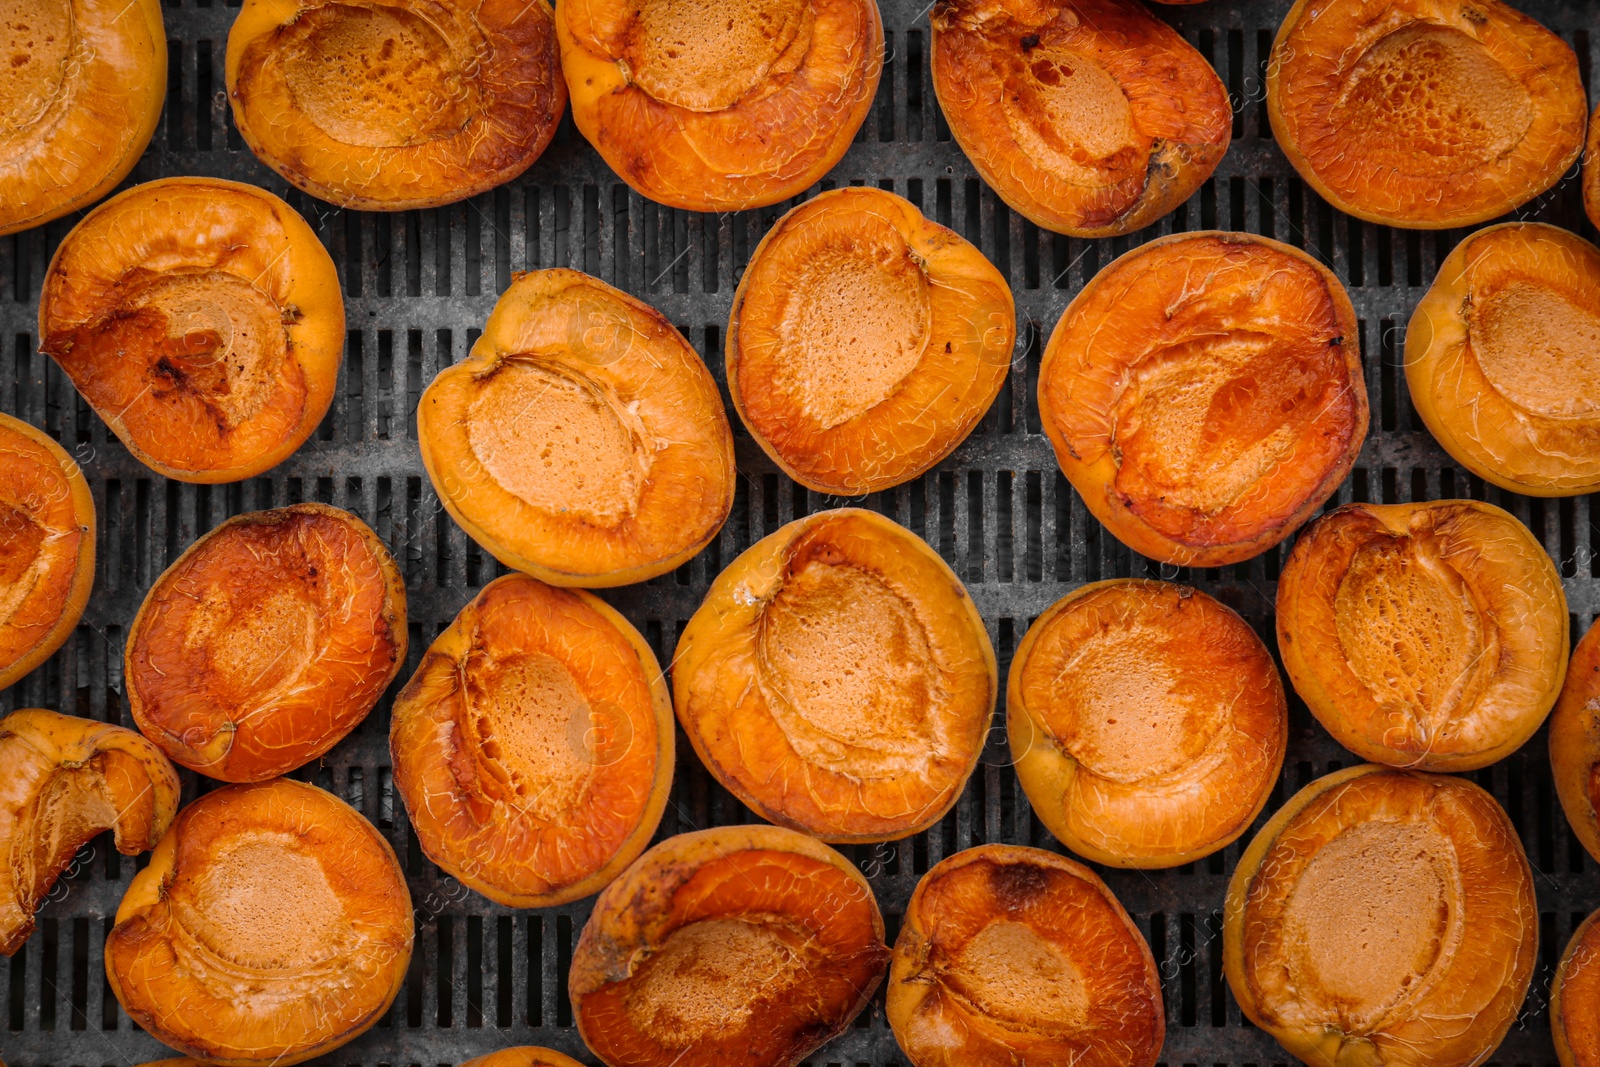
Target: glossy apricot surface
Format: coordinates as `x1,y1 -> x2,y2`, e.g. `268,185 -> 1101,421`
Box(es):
418,269 -> 735,587
391,573 -> 672,907
728,187 -> 1013,495
1268,0 -> 1585,228
675,508 -> 995,842
1554,908 -> 1600,1067
1039,232 -> 1366,567
126,503 -> 405,782
931,0 -> 1230,237
461,1049 -> 586,1067
40,178 -> 344,483
570,825 -> 887,1067
1278,500 -> 1567,772
0,709 -> 179,956
1010,580 -> 1286,868
1548,617 -> 1600,864
106,778 -> 412,1066
1225,765 -> 1536,1067
557,0 -> 882,210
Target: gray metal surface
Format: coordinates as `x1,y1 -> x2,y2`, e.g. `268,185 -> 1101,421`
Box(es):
2,0 -> 1598,1063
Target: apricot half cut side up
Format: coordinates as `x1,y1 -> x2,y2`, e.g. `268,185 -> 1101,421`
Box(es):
0,0 -> 164,236
570,825 -> 888,1067
40,178 -> 344,484
1407,223 -> 1600,496
557,0 -> 883,211
390,573 -> 673,907
126,503 -> 406,783
887,844 -> 1164,1067
1268,0 -> 1585,229
728,186 -> 1015,495
1009,580 -> 1287,868
1278,499 -> 1567,772
1224,765 -> 1536,1067
106,778 -> 412,1066
674,507 -> 996,842
1039,232 -> 1366,567
0,709 -> 179,956
0,412 -> 95,693
418,269 -> 735,587
1548,617 -> 1600,865
1553,908 -> 1600,1067
461,1049 -> 587,1067
931,0 -> 1231,238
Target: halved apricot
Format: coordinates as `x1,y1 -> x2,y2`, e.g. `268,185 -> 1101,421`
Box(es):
126,503 -> 405,783
106,777 -> 412,1066
557,0 -> 882,211
39,178 -> 344,484
887,844 -> 1163,1067
1586,101 -> 1600,232
727,187 -> 1014,495
1009,580 -> 1286,868
1407,223 -> 1600,496
1554,908 -> 1600,1067
570,824 -> 887,1067
391,573 -> 672,908
931,0 -> 1231,238
227,0 -> 565,210
1278,500 -> 1567,772
1039,231 -> 1366,567
1549,617 -> 1600,864
1268,0 -> 1585,229
674,507 -> 995,842
0,0 -> 164,235
0,709 -> 179,956
462,1049 -> 586,1067
0,411 -> 95,693
418,269 -> 734,587
1224,765 -> 1536,1067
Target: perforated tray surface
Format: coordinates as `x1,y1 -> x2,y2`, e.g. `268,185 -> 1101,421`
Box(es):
4,0 -> 1599,1063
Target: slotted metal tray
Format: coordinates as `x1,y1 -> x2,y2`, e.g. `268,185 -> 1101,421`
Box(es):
3,0 -> 1598,1063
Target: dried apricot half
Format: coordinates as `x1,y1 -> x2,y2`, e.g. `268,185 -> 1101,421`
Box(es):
728,187 -> 1015,495
418,269 -> 735,587
391,573 -> 672,908
462,1050 -> 586,1067
126,503 -> 406,783
931,0 -> 1231,237
106,778 -> 412,1066
1009,580 -> 1286,868
887,844 -> 1163,1067
570,824 -> 888,1067
1548,617 -> 1600,865
1039,232 -> 1366,567
1225,765 -> 1536,1067
1278,500 -> 1567,772
674,507 -> 995,842
40,178 -> 344,484
1554,907 -> 1600,1067
1268,0 -> 1585,229
0,709 -> 179,956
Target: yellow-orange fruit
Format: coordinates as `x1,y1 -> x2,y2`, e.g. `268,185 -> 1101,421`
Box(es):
40,178 -> 344,484
1586,100 -> 1600,232
1549,617 -> 1600,865
461,1050 -> 586,1067
1554,908 -> 1600,1067
728,186 -> 1014,495
1039,232 -> 1366,567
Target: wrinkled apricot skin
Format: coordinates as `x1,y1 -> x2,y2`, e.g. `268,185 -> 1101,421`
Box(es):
674,508 -> 995,843
1224,765 -> 1536,1067
0,0 -> 164,236
1039,232 -> 1366,567
391,573 -> 672,908
728,187 -> 1014,495
1009,580 -> 1287,868
1407,223 -> 1600,496
462,1049 -> 587,1067
557,0 -> 882,211
227,0 -> 565,210
40,178 -> 344,484
1278,500 -> 1567,772
1554,908 -> 1600,1067
931,0 -> 1231,238
888,844 -> 1163,1067
1586,101 -> 1600,232
126,504 -> 406,783
418,269 -> 735,587
1268,0 -> 1585,229
570,825 -> 888,1067
1548,618 -> 1600,865
0,412 -> 95,693
106,778 -> 412,1067
0,709 -> 180,956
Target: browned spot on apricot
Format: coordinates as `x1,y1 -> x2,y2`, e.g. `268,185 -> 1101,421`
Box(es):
1553,908 -> 1600,1066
